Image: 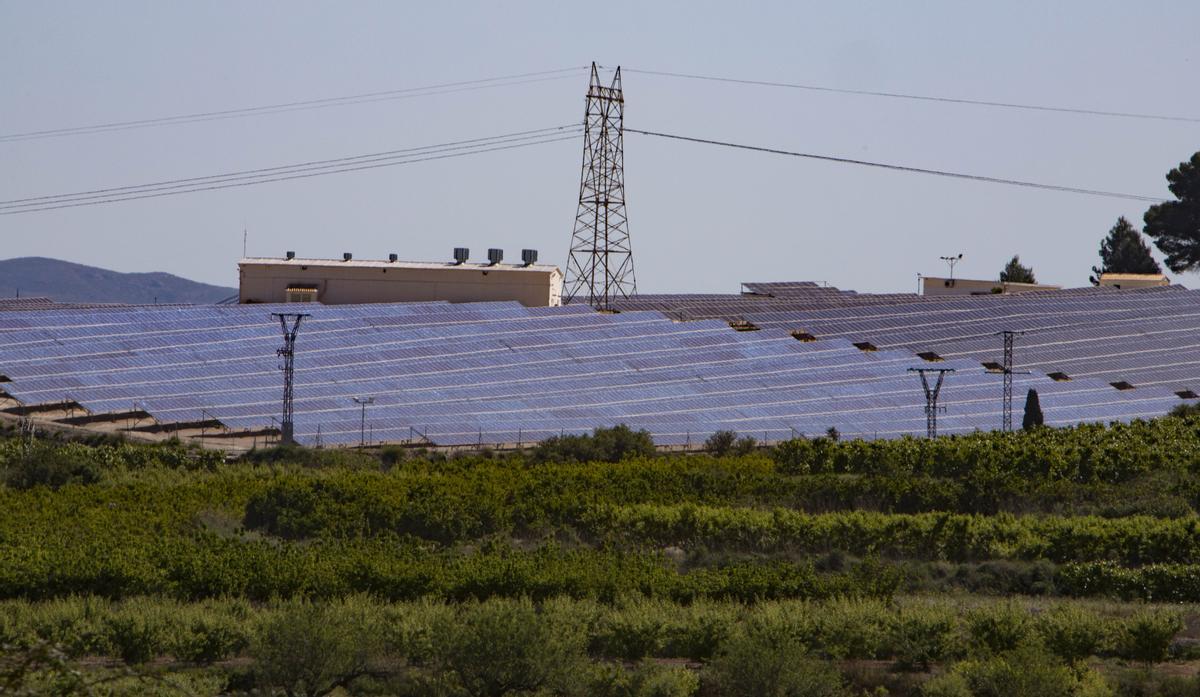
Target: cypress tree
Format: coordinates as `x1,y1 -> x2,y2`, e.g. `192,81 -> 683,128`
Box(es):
1022,389 -> 1045,430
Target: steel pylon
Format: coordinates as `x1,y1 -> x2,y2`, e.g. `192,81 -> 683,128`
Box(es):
564,62 -> 636,310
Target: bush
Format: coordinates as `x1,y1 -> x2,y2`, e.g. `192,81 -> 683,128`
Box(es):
431,598 -> 589,697
888,606 -> 957,671
929,644 -> 1112,697
965,602 -> 1032,656
532,425 -> 656,464
592,661 -> 700,697
103,614 -> 164,665
171,616 -> 248,664
703,625 -> 846,697
251,599 -> 381,697
704,431 -> 738,456
1035,605 -> 1105,665
1114,610 -> 1183,664
2,443 -> 101,490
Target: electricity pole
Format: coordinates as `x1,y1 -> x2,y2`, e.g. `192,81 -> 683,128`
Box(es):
909,367 -> 955,439
353,396 -> 374,447
996,330 -> 1030,432
271,312 -> 310,445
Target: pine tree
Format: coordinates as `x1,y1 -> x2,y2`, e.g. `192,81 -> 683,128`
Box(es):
999,256 -> 1036,284
1090,217 -> 1162,284
1143,152 -> 1200,273
1022,389 -> 1044,430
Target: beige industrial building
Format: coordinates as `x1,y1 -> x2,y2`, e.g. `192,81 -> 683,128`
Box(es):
921,276 -> 1062,297
1096,273 -> 1170,289
238,249 -> 564,307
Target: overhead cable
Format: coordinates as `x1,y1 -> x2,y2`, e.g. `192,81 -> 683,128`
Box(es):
0,127 -> 581,215
625,127 -> 1167,203
621,67 -> 1200,124
0,67 -> 589,143
0,125 -> 579,208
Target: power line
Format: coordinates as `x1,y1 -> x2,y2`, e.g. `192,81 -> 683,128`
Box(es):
625,127 -> 1166,203
620,67 -> 1200,125
0,129 -> 581,215
0,125 -> 578,208
0,67 -> 589,143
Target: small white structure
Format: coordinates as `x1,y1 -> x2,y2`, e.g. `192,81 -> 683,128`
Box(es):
1097,273 -> 1170,290
239,250 -> 563,307
921,277 -> 1062,297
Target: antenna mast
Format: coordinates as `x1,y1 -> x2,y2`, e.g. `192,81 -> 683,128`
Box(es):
909,367 -> 955,439
564,62 -> 636,310
272,312 -> 310,445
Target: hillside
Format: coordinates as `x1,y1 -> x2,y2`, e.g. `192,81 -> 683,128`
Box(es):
0,257 -> 235,304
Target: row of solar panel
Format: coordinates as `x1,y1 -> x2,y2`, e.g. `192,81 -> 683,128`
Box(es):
0,288 -> 1189,447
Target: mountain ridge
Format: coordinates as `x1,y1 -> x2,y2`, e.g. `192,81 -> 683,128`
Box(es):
0,257 -> 236,304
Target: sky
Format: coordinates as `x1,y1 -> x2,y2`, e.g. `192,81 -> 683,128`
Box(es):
2,1 -> 1198,294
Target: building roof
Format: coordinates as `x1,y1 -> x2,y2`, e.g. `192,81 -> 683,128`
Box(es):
1098,273 -> 1169,281
239,256 -> 562,275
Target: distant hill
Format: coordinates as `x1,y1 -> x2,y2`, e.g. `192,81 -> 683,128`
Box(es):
0,257 -> 236,305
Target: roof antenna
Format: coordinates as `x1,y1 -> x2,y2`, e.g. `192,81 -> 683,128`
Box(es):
243,229 -> 248,258
939,253 -> 963,281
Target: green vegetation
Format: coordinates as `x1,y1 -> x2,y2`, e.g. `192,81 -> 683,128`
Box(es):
5,419 -> 1200,694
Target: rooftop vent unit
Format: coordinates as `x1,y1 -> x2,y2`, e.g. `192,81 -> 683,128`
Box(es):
521,249 -> 538,267
916,351 -> 944,362
343,253 -> 352,261
388,253 -> 398,262
789,330 -> 817,342
852,341 -> 878,352
285,251 -> 296,260
453,247 -> 470,265
1110,380 -> 1135,391
1047,371 -> 1071,381
487,248 -> 504,266
1176,390 -> 1199,400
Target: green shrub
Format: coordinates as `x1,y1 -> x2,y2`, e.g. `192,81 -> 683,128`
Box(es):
1114,609 -> 1183,664
592,661 -> 700,697
930,644 -> 1113,697
2,443 -> 101,490
965,602 -> 1032,656
103,614 -> 163,665
1034,605 -> 1106,664
171,616 -> 248,664
431,597 -> 589,697
704,431 -> 738,457
590,597 -> 669,660
251,598 -> 381,697
888,606 -> 957,671
531,424 -> 656,464
703,625 -> 846,697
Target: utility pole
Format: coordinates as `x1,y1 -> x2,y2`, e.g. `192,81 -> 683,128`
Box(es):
940,253 -> 963,282
908,367 -> 955,439
353,396 -> 374,447
564,62 -> 637,310
996,330 -> 1030,432
271,312 -> 310,445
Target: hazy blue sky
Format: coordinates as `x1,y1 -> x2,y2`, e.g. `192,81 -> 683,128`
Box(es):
2,1 -> 1198,293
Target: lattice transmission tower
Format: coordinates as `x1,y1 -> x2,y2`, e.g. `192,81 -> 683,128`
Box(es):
564,62 -> 636,310
272,312 -> 310,445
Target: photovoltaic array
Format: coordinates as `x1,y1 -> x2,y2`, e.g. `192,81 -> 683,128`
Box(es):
0,284 -> 1193,448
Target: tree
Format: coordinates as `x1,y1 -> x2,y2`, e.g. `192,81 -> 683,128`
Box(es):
1143,152 -> 1200,273
1022,389 -> 1044,430
1090,216 -> 1162,284
999,256 -> 1036,284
